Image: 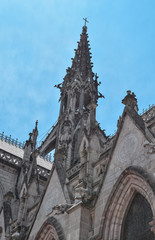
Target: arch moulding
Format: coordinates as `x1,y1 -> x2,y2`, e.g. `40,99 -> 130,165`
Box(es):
35,216 -> 66,240
94,166 -> 155,240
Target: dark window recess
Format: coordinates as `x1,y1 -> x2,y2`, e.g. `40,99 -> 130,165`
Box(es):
75,91 -> 80,110
121,193 -> 155,240
84,93 -> 91,108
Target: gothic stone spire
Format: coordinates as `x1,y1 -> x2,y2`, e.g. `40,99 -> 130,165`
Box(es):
57,24 -> 102,118
70,24 -> 93,80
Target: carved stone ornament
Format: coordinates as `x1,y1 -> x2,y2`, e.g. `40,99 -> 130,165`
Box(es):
144,141 -> 155,154
58,120 -> 72,148
51,204 -> 73,215
74,184 -> 94,204
122,90 -> 139,111
79,144 -> 88,183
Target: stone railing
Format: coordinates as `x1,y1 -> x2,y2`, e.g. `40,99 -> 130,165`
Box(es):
141,105 -> 155,122
66,162 -> 81,178
0,149 -> 51,180
141,104 -> 155,115
37,166 -> 51,178
0,131 -> 52,161
0,132 -> 25,149
0,149 -> 21,167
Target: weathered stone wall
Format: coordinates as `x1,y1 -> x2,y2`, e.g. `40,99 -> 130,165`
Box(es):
93,114 -> 155,238
0,165 -> 18,208
28,168 -> 67,239
29,167 -> 91,240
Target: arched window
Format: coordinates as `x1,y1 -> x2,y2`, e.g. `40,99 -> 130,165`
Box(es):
102,167 -> 155,240
35,223 -> 59,240
35,217 -> 65,240
121,193 -> 154,240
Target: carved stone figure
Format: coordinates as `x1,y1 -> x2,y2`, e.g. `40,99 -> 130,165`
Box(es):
79,143 -> 88,183
52,204 -> 73,215
58,120 -> 71,148
3,191 -> 14,237
74,185 -> 94,203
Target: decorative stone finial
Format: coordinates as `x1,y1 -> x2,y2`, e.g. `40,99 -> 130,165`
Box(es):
122,90 -> 139,112
35,120 -> 38,127
29,132 -> 33,141
83,17 -> 89,26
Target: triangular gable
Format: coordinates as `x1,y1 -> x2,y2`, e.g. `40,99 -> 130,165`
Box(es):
95,106 -> 154,205
117,106 -> 154,143
27,165 -> 67,239
109,106 -> 154,166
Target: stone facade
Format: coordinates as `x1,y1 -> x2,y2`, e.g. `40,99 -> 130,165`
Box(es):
0,24 -> 155,240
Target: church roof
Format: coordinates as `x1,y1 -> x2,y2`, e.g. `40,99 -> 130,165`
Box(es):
0,137 -> 52,170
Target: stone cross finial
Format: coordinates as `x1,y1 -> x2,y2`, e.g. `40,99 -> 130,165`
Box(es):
83,17 -> 89,26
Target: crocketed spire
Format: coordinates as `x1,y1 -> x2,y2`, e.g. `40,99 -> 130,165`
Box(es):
70,25 -> 93,80
62,24 -> 94,84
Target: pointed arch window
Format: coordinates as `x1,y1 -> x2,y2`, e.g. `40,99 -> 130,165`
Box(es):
35,224 -> 59,240
35,216 -> 65,240
121,193 -> 154,240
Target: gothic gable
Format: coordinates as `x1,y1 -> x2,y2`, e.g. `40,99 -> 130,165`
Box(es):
93,108 -> 155,238
109,113 -> 147,174
28,167 -> 67,239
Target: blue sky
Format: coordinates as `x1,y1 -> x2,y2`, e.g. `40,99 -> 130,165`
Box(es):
0,0 -> 154,144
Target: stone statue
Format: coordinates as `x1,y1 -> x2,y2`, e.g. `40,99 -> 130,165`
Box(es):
74,185 -> 94,203
79,143 -> 88,183
58,121 -> 71,148
3,191 -> 14,238
52,204 -> 73,215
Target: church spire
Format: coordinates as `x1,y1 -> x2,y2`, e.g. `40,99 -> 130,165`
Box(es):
40,23 -> 105,171
64,21 -> 94,83
70,24 -> 93,80
56,22 -> 103,118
